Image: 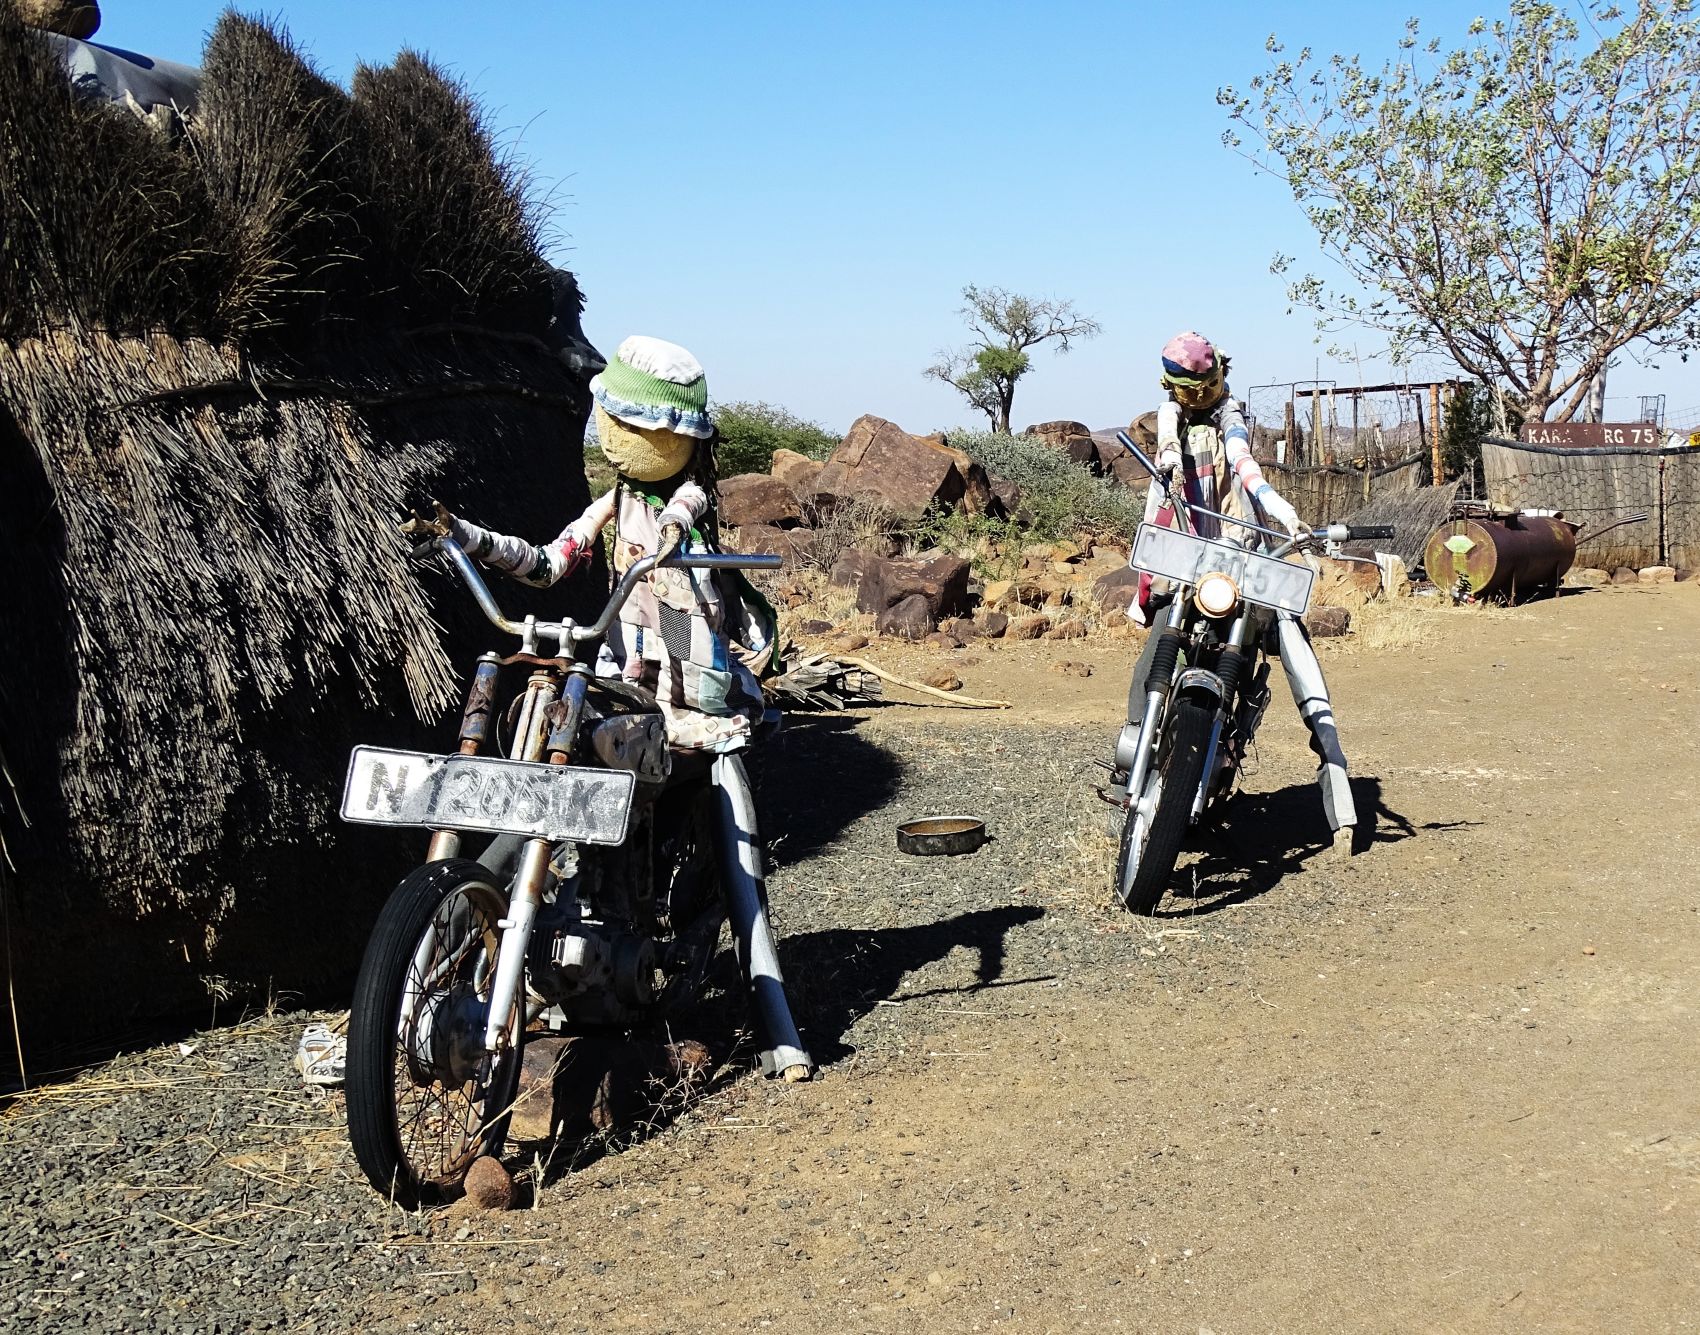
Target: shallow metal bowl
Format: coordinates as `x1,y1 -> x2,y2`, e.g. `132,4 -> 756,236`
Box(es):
896,816 -> 988,857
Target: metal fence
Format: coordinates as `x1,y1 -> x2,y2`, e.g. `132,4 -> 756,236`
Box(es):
1481,436 -> 1699,570
1242,381 -> 1434,470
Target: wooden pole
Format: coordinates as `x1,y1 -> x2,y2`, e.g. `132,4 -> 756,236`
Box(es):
1430,382 -> 1443,485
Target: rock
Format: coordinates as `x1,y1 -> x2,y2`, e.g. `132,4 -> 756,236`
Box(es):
827,631 -> 869,653
665,1039 -> 713,1082
829,549 -> 880,590
1044,618 -> 1087,640
719,474 -> 802,529
920,667 -> 961,691
1611,566 -> 1641,585
1305,606 -> 1352,637
1312,556 -> 1383,607
735,524 -> 817,565
1092,565 -> 1141,611
796,618 -> 834,636
464,1156 -> 514,1211
876,593 -> 935,640
1049,660 -> 1093,677
1007,613 -> 1051,640
924,631 -> 963,650
1566,567 -> 1610,588
814,415 -> 991,518
769,449 -> 824,495
19,1 -> 99,38
1639,565 -> 1677,584
981,578 -> 1015,607
510,1038 -> 569,1141
1025,420 -> 1100,472
1051,539 -> 1084,563
938,616 -> 980,640
975,609 -> 1010,638
988,475 -> 1023,517
1675,568 -> 1696,583
855,552 -> 972,621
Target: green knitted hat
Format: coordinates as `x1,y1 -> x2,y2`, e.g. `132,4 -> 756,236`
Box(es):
589,335 -> 713,439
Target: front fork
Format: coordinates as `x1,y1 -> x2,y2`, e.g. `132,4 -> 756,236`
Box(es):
1189,611 -> 1254,821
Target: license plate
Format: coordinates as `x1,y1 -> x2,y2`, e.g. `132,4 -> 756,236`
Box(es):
1130,524 -> 1315,615
341,747 -> 636,845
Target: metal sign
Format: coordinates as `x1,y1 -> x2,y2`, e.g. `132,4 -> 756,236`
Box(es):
1519,422 -> 1663,447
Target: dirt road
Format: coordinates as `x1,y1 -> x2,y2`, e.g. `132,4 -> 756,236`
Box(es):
6,583 -> 1696,1334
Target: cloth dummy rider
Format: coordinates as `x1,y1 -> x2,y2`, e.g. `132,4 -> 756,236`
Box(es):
404,335 -> 775,753
1128,331 -> 1357,846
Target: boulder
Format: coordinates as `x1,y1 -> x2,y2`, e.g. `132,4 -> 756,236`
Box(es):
988,475 -> 1024,516
938,616 -> 980,640
1044,618 -> 1088,640
877,593 -> 935,640
719,474 -> 802,529
1611,567 -> 1641,585
829,549 -> 881,590
1305,606 -> 1352,638
1007,612 -> 1051,640
19,1 -> 100,38
769,448 -> 824,495
735,524 -> 817,565
975,608 -> 1010,638
1639,565 -> 1676,584
1025,420 -> 1099,471
854,552 -> 973,621
924,631 -> 962,650
982,578 -> 1015,608
797,618 -> 834,636
814,415 -> 990,518
1565,567 -> 1610,588
921,667 -> 962,691
827,631 -> 869,653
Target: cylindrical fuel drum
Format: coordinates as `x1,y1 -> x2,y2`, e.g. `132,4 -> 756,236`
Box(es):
1423,514 -> 1579,601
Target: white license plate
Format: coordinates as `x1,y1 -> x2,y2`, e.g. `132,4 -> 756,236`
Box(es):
341,747 -> 636,845
1130,524 -> 1315,615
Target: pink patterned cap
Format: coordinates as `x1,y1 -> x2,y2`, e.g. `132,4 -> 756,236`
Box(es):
1160,331 -> 1217,379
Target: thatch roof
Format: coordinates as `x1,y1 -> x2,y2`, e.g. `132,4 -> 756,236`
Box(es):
0,5 -> 601,1073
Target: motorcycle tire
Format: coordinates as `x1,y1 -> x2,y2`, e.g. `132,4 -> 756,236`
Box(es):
1115,697 -> 1214,915
346,858 -> 524,1207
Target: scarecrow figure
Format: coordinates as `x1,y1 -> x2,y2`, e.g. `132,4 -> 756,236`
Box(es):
405,335 -> 773,752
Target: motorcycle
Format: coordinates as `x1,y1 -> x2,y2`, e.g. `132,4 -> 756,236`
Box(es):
1103,431 -> 1394,914
339,537 -> 814,1206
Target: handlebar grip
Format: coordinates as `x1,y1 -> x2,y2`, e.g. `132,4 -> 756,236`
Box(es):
1345,525 -> 1396,540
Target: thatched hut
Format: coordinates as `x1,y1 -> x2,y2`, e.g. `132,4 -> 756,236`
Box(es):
0,5 -> 602,1078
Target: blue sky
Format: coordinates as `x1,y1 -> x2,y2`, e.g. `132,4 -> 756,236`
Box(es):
106,2 -> 1699,434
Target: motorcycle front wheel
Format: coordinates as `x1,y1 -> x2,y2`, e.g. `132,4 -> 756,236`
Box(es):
346,858 -> 524,1207
1116,697 -> 1214,915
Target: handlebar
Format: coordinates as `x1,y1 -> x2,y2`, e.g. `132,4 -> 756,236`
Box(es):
427,537 -> 781,655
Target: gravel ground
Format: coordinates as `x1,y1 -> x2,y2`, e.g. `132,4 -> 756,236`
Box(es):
0,710 -> 1423,1335
6,585 -> 1697,1333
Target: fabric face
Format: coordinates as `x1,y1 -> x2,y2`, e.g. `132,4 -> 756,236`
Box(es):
595,405 -> 695,482
1163,365 -> 1225,411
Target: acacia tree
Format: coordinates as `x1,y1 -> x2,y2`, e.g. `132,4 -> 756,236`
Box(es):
1219,1 -> 1700,421
925,285 -> 1101,433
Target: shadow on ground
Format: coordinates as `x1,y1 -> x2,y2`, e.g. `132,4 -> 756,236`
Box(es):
1157,776 -> 1477,918
750,713 -> 903,868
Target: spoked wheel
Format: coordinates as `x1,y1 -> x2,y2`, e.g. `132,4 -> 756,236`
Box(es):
1115,698 -> 1214,915
346,858 -> 523,1207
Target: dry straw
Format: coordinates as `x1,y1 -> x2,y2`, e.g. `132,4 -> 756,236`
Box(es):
0,6 -> 595,1071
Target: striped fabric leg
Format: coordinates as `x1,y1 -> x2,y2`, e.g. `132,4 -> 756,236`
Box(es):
1275,614 -> 1357,833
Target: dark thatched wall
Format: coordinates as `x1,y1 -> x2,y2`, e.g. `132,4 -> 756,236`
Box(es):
0,7 -> 601,1075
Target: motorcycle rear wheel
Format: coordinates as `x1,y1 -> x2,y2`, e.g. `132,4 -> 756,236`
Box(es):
346,858 -> 523,1207
1116,698 -> 1214,915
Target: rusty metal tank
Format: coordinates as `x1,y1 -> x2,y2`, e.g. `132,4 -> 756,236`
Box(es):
1422,513 -> 1580,600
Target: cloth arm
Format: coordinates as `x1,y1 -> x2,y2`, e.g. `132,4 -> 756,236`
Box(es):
1220,399 -> 1299,531
450,489 -> 615,589
656,480 -> 709,537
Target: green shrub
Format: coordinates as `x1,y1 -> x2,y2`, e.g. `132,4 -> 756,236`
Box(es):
712,400 -> 839,477
945,429 -> 1145,540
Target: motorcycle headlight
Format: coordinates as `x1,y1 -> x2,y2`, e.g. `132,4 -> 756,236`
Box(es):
1194,572 -> 1240,618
